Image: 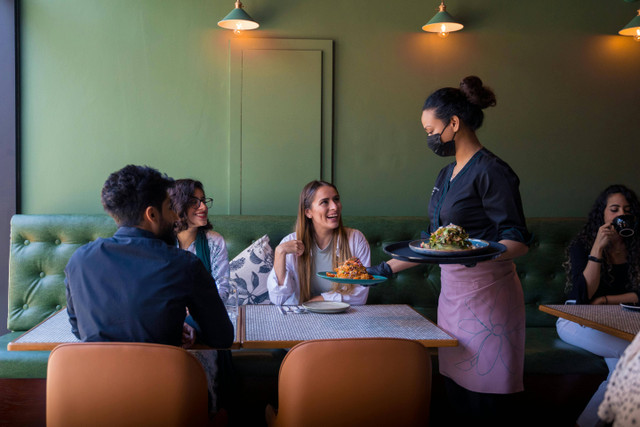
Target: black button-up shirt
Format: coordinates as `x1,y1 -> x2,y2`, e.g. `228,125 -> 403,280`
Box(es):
65,226 -> 233,348
428,148 -> 531,244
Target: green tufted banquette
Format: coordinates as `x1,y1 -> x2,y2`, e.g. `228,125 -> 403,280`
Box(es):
3,214 -> 607,376
2,214 -> 610,425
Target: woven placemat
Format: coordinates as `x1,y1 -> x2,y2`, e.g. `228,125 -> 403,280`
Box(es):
545,304 -> 640,337
13,309 -> 79,344
245,304 -> 452,342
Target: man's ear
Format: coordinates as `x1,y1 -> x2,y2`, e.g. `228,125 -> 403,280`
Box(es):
143,206 -> 159,225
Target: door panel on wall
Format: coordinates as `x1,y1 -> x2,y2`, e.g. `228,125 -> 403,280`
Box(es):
229,39 -> 333,215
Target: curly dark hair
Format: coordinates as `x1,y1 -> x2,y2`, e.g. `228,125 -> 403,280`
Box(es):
422,75 -> 497,131
564,184 -> 640,295
168,179 -> 213,233
101,165 -> 174,227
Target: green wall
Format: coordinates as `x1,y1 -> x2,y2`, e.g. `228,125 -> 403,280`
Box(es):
20,0 -> 640,218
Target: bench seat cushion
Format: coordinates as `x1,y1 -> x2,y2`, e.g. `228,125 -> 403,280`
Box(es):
524,327 -> 607,375
0,332 -> 50,378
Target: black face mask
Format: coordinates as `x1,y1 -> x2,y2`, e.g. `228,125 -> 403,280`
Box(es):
427,122 -> 456,157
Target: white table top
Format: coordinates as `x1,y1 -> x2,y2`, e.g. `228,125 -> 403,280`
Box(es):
8,308 -> 240,351
242,304 -> 457,348
9,304 -> 456,351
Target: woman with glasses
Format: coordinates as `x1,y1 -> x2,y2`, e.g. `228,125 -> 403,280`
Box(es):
169,179 -> 230,301
169,179 -> 235,416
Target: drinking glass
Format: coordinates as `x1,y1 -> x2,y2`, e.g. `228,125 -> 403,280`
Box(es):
222,277 -> 239,322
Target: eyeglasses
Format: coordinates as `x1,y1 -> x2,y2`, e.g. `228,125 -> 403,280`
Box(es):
188,197 -> 213,209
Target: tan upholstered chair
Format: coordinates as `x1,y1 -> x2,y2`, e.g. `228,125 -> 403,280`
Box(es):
265,338 -> 432,427
46,342 -> 212,427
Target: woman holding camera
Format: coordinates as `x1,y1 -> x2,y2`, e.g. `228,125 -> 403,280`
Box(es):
558,184 -> 640,426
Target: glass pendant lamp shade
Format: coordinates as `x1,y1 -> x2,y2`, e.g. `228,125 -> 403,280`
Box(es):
218,1 -> 259,34
619,9 -> 640,41
422,1 -> 463,38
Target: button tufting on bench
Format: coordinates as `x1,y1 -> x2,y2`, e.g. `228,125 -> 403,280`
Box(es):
3,214 -> 608,407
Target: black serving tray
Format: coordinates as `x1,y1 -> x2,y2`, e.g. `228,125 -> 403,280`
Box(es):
383,240 -> 507,266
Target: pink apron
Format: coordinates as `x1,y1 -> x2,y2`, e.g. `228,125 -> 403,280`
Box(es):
438,259 -> 525,394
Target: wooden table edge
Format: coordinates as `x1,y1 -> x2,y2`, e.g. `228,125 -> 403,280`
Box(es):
7,341 -> 63,351
9,341 -> 242,352
8,306 -> 244,351
539,304 -> 635,342
241,338 -> 458,349
7,308 -> 68,351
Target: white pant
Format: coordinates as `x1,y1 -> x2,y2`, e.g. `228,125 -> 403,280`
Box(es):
556,317 -> 629,426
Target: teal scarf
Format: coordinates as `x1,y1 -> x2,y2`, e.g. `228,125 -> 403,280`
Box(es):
194,229 -> 212,273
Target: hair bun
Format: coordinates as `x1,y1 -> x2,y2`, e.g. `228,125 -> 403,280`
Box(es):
459,76 -> 496,109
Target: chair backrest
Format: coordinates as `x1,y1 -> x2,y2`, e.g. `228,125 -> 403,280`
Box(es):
46,342 -> 209,427
270,338 -> 432,427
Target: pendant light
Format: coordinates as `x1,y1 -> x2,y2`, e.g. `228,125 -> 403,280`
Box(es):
619,9 -> 640,41
218,1 -> 259,34
422,1 -> 463,38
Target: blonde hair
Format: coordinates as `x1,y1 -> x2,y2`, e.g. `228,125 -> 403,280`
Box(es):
295,180 -> 355,302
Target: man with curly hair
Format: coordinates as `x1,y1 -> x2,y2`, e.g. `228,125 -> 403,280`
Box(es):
65,164 -> 233,350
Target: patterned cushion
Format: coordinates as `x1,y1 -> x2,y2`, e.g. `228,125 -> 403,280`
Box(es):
229,235 -> 274,305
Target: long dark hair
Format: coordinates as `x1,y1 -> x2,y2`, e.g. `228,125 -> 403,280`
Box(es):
422,75 -> 496,131
168,179 -> 213,233
564,184 -> 640,295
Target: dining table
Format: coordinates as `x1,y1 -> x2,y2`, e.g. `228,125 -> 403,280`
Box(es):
7,308 -> 242,351
539,303 -> 640,342
241,303 -> 458,348
9,304 -> 457,351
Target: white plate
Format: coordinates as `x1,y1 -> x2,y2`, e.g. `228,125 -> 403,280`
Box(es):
620,303 -> 640,311
408,238 -> 490,256
302,301 -> 350,314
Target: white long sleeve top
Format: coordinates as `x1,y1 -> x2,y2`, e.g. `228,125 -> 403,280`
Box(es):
184,230 -> 231,301
267,228 -> 371,306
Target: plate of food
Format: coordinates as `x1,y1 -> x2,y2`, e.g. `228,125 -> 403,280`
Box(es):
317,272 -> 388,286
409,224 -> 491,256
302,301 -> 351,314
620,303 -> 640,312
317,257 -> 388,287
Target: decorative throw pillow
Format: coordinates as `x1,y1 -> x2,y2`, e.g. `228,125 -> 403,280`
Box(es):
229,234 -> 274,305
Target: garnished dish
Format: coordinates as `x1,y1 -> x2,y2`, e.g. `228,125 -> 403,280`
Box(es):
317,257 -> 388,287
409,224 -> 490,257
422,224 -> 472,250
326,257 -> 373,280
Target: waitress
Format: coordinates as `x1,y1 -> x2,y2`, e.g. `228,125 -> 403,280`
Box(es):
370,76 -> 531,423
